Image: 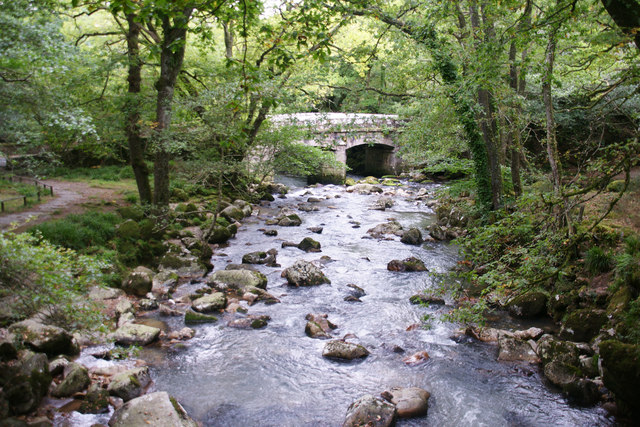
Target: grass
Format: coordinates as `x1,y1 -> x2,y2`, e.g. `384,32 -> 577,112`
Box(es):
0,178 -> 52,213
48,164 -> 136,182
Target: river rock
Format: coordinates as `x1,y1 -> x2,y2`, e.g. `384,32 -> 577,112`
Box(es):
400,228 -> 423,245
371,196 -> 394,210
559,309 -> 607,342
402,351 -> 430,366
207,269 -> 267,291
89,286 -> 125,301
305,313 -> 337,339
428,223 -> 448,241
322,340 -> 369,360
544,360 -> 577,388
192,292 -> 227,313
599,340 -> 640,416
9,319 -> 76,357
158,253 -> 207,279
167,327 -> 196,340
184,310 -> 217,325
48,356 -> 68,376
298,203 -> 319,212
276,214 -> 302,226
79,382 -> 110,414
108,391 -> 197,427
382,387 -> 430,418
307,226 -> 323,234
387,257 -> 428,272
343,394 -> 396,427
505,291 -> 548,318
282,260 -> 331,286
346,183 -> 383,194
465,326 -> 502,342
367,220 -> 403,238
244,287 -> 280,305
513,327 -> 545,341
227,315 -> 270,329
1,350 -> 51,415
121,266 -> 154,297
113,324 -> 160,346
264,229 -> 278,236
107,367 -> 151,402
242,249 -> 278,266
347,284 -> 366,298
51,362 -> 90,397
152,271 -> 179,296
139,298 -> 158,311
497,335 -> 540,363
205,225 -> 234,244
298,237 -> 321,252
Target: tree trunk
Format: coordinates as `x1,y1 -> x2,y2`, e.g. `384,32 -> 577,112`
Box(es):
508,41 -> 522,197
222,21 -> 234,59
125,13 -> 152,205
153,9 -> 194,206
543,25 -> 562,194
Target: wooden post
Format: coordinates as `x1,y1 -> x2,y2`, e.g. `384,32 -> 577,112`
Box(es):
1,201 -> 4,212
23,196 -> 27,206
37,190 -> 41,201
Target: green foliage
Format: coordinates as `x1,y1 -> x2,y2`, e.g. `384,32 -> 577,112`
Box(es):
619,299 -> 640,345
49,165 -> 135,181
625,235 -> 640,255
585,246 -> 613,275
0,230 -> 108,330
29,212 -> 119,251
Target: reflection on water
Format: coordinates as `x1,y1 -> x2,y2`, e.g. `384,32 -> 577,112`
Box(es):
147,180 -> 614,426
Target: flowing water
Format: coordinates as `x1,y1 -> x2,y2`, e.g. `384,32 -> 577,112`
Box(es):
145,178 -> 614,426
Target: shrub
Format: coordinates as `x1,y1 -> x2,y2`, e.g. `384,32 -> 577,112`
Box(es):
625,235 -> 640,255
584,246 -> 613,274
0,231 -> 107,330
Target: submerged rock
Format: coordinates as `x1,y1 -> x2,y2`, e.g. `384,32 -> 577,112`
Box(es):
381,386 -> 430,418
227,315 -> 270,329
184,310 -> 218,325
346,184 -> 383,195
387,257 -> 428,272
242,249 -> 278,266
402,351 -> 430,366
367,220 -> 403,238
343,394 -> 396,427
497,335 -> 540,363
282,260 -> 331,286
322,340 -> 369,360
108,391 -> 197,427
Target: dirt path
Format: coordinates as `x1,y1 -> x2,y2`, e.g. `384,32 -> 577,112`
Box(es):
0,180 -> 127,231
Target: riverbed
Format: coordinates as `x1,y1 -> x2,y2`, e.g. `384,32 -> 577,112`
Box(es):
144,178 -> 614,426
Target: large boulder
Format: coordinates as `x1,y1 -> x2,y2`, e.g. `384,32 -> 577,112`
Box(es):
371,196 -> 394,211
343,395 -> 396,427
113,324 -> 160,346
158,253 -> 206,279
1,350 -> 51,415
51,362 -> 90,397
559,309 -> 607,342
599,340 -> 640,416
322,340 -> 369,360
277,214 -> 302,227
207,270 -> 267,292
282,260 -> 330,286
9,319 -> 76,357
107,367 -> 151,402
242,249 -> 278,266
191,293 -> 227,313
108,391 -> 197,427
382,387 -> 430,418
387,257 -> 428,272
184,310 -> 218,325
79,382 -> 111,414
400,228 -> 423,245
536,335 -> 579,366
505,291 -> 548,318
121,266 -> 154,297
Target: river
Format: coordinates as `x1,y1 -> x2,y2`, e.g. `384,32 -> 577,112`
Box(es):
144,177 -> 614,426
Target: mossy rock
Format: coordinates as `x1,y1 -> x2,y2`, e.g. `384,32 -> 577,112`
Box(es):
547,292 -> 580,321
599,340 -> 640,416
345,178 -> 356,186
184,310 -> 218,325
506,291 -> 549,318
206,226 -> 232,244
607,180 -> 626,193
298,237 -> 321,252
607,286 -> 633,316
360,176 -> 379,185
559,309 -> 608,342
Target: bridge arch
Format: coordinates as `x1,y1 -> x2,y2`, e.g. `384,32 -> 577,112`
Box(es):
269,113 -> 403,182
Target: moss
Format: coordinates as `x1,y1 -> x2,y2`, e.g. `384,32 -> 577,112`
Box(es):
560,309 -> 608,342
607,179 -> 626,193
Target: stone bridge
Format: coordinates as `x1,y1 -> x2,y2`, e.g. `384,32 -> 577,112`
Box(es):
269,113 -> 403,182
